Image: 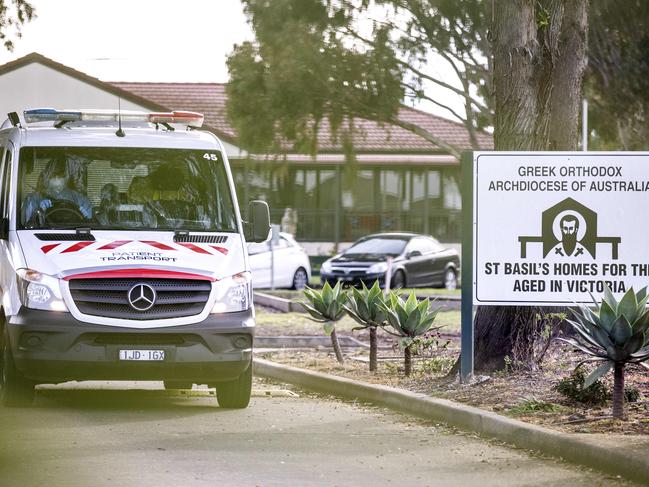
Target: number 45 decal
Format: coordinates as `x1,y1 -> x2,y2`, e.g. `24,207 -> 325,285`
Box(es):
203,153 -> 218,161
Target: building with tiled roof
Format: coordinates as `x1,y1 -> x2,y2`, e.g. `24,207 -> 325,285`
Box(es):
0,52 -> 492,246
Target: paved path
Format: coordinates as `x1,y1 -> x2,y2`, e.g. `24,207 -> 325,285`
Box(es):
0,380 -> 638,487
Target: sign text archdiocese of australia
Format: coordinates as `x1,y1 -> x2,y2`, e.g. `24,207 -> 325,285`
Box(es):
473,152 -> 649,306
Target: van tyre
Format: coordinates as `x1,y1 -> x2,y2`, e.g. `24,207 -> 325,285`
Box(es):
0,330 -> 35,407
216,359 -> 252,409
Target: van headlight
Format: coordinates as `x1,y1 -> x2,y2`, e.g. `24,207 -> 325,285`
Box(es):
210,271 -> 252,313
17,269 -> 68,312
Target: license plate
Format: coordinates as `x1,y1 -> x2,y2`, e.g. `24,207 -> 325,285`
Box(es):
119,350 -> 165,361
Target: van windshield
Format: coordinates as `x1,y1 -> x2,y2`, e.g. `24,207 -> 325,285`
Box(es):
18,147 -> 238,232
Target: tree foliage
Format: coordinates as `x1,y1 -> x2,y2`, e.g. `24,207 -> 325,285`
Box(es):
588,0 -> 649,150
0,0 -> 35,51
228,0 -> 649,156
227,0 -> 404,156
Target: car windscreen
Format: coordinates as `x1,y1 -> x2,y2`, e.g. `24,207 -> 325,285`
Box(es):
345,237 -> 408,256
18,146 -> 238,232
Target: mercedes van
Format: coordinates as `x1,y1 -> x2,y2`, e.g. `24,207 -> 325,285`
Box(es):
0,108 -> 270,408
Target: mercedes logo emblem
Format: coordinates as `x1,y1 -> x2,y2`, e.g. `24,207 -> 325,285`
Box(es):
127,284 -> 157,311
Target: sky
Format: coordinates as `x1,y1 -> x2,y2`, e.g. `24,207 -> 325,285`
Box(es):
0,0 -> 253,82
0,0 -> 464,120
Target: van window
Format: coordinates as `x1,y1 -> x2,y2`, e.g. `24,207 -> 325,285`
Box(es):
18,147 -> 237,232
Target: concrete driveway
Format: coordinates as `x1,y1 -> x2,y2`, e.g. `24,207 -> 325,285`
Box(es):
0,380 -> 637,487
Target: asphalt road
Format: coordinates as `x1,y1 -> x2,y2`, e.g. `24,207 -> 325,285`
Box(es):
0,380 -> 638,487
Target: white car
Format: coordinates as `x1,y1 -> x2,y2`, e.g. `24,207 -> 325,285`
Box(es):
248,233 -> 311,289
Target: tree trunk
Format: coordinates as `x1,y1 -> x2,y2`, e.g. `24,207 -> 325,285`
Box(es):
404,345 -> 412,377
369,326 -> 377,372
330,327 -> 344,364
473,0 -> 589,373
612,362 -> 625,420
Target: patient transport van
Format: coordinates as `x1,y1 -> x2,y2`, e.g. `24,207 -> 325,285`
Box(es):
0,108 -> 270,408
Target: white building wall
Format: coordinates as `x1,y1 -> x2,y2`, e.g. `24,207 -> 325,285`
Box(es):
0,62 -> 246,159
0,62 -> 150,123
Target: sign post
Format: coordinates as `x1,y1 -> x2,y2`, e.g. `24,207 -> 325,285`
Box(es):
460,152 -> 474,382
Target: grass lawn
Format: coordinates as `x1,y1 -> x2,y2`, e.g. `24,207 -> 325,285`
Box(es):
254,308 -> 460,336
258,287 -> 461,299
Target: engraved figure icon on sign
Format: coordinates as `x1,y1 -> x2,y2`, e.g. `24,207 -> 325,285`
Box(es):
518,197 -> 621,260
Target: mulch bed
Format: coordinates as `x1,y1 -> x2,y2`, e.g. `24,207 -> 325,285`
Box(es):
259,340 -> 649,436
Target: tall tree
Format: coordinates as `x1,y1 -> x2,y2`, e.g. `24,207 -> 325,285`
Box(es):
475,0 -> 588,371
0,0 -> 35,51
227,0 -> 590,372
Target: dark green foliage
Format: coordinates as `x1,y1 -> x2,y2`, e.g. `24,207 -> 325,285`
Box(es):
556,367 -> 642,405
343,281 -> 387,329
565,286 -> 649,418
382,292 -> 442,348
381,291 -> 442,376
343,281 -> 387,372
556,368 -> 610,406
227,0 -> 404,156
0,1 -> 35,51
302,281 -> 347,324
302,281 -> 348,363
565,287 -> 649,380
588,0 -> 649,149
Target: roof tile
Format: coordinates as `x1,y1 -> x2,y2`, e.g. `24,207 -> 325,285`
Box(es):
112,82 -> 493,153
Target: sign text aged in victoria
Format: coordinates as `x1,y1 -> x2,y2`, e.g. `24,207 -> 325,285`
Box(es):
473,152 -> 649,306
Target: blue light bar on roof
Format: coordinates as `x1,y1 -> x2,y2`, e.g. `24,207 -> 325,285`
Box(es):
23,108 -> 205,127
24,108 -> 82,123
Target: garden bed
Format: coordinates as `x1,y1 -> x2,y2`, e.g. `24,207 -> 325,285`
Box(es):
254,307 -> 649,436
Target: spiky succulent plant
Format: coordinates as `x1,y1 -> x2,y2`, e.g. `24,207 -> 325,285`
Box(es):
565,286 -> 649,419
302,281 -> 348,363
381,292 -> 442,376
343,281 -> 388,371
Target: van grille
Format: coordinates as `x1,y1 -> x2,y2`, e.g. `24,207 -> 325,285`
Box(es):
68,278 -> 211,320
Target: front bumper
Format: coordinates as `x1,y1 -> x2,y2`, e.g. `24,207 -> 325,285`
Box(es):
320,272 -> 386,288
7,308 -> 254,385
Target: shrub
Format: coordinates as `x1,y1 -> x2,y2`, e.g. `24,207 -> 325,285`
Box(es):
302,281 -> 348,363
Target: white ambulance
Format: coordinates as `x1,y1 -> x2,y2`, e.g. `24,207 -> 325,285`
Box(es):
0,108 -> 270,408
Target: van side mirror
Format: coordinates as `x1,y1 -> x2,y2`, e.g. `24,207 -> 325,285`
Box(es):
244,200 -> 270,243
0,218 -> 8,240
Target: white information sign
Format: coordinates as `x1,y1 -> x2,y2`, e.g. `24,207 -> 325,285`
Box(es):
473,152 -> 649,305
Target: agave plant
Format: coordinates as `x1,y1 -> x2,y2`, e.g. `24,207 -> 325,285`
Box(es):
343,281 -> 387,372
381,292 -> 442,376
564,286 -> 649,419
302,281 -> 348,363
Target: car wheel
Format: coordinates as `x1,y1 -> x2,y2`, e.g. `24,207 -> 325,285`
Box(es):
0,329 -> 35,407
444,269 -> 458,290
216,359 -> 252,409
163,381 -> 193,390
292,267 -> 309,290
391,270 -> 406,289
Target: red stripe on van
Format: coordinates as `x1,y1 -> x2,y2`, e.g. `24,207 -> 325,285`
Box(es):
61,241 -> 94,253
139,240 -> 176,251
97,240 -> 132,250
63,268 -> 216,281
210,245 -> 229,255
41,244 -> 60,254
177,242 -> 212,254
